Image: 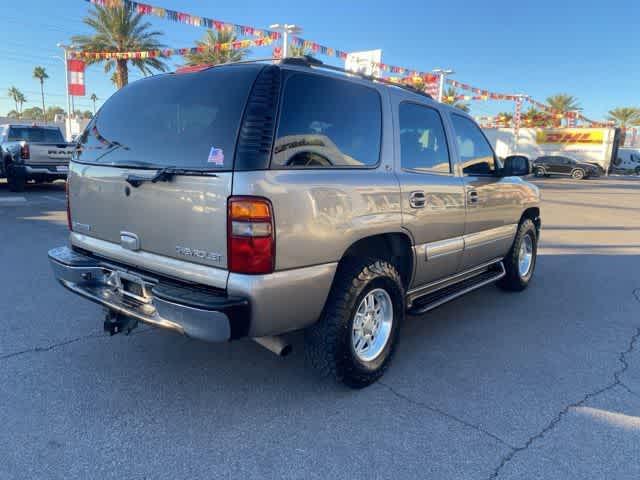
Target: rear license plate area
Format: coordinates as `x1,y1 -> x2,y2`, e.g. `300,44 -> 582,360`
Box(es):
121,277 -> 144,297
107,271 -> 151,304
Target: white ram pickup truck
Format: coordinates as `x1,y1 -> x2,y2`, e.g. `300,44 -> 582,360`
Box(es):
1,124 -> 73,191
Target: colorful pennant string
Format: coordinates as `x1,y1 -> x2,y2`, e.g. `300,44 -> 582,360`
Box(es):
84,0 -> 281,40
290,36 -> 441,81
69,37 -> 273,60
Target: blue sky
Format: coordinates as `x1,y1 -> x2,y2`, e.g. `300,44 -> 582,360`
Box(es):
1,0 -> 638,120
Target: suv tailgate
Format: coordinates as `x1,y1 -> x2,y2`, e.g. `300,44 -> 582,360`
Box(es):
69,164 -> 231,269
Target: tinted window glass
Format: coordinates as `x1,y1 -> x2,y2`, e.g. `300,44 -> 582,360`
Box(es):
8,127 -> 64,143
399,103 -> 450,173
451,114 -> 497,175
76,65 -> 261,169
273,74 -> 381,168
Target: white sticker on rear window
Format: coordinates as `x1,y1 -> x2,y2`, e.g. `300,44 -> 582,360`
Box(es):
208,147 -> 225,166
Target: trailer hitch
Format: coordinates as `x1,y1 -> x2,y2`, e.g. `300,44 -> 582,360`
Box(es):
103,310 -> 139,336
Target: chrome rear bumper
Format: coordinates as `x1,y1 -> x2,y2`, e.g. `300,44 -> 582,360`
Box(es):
48,246 -> 249,342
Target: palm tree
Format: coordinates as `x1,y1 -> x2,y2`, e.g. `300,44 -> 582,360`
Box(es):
184,29 -> 249,66
16,92 -> 26,115
90,93 -> 98,115
607,107 -> 640,128
72,4 -> 167,89
496,111 -> 513,127
7,86 -> 23,116
287,43 -> 308,58
441,87 -> 470,112
546,94 -> 580,126
33,66 -> 49,120
522,107 -> 551,128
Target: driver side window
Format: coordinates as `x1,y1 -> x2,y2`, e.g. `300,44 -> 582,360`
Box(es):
450,114 -> 497,175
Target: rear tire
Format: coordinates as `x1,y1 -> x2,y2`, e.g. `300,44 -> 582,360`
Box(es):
635,167 -> 640,176
498,219 -> 538,292
534,167 -> 545,177
6,165 -> 26,192
305,258 -> 404,388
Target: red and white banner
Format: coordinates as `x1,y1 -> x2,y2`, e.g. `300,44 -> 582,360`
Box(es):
68,59 -> 86,96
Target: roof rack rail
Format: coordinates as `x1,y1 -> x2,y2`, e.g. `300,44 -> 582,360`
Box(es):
281,55 -> 433,99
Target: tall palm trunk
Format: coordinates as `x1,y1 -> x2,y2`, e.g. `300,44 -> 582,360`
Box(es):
116,59 -> 129,88
39,80 -> 46,121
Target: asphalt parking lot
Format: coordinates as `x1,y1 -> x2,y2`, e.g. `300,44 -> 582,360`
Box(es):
1,176 -> 639,479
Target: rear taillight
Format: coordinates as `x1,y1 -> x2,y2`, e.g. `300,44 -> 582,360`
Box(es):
20,143 -> 29,160
227,196 -> 274,274
65,180 -> 72,231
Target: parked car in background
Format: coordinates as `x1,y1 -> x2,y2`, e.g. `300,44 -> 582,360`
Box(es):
533,155 -> 601,180
612,147 -> 640,175
1,124 -> 73,191
49,58 -> 540,388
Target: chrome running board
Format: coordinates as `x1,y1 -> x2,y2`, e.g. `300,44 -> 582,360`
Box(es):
408,262 -> 505,316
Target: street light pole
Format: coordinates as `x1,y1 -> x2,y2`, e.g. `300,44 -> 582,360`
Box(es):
432,68 -> 454,103
269,24 -> 302,59
56,43 -> 73,139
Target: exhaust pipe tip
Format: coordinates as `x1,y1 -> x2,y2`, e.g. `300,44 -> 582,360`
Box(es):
253,336 -> 292,357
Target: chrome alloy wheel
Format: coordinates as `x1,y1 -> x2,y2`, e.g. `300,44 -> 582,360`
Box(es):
352,288 -> 393,362
518,233 -> 534,278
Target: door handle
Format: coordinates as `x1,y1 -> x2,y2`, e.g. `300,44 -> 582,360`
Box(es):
467,190 -> 479,204
409,191 -> 426,208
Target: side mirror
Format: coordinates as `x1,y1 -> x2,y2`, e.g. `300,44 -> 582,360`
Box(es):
503,155 -> 530,177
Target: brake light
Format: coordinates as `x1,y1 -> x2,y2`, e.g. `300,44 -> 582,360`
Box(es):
65,180 -> 72,231
20,143 -> 29,160
227,196 -> 274,274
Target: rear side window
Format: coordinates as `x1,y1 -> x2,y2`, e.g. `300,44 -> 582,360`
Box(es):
76,65 -> 262,170
8,127 -> 64,143
399,103 -> 451,173
272,74 -> 381,168
450,114 -> 497,175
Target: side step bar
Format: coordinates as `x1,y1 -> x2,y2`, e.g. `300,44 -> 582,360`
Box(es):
408,262 -> 506,316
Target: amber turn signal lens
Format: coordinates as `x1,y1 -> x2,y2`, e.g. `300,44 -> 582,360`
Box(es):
230,200 -> 271,220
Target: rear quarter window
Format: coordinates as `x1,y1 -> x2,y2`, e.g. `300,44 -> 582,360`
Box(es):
272,73 -> 382,168
76,65 -> 262,170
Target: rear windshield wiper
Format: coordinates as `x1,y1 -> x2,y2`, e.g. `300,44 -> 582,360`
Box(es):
125,166 -> 219,188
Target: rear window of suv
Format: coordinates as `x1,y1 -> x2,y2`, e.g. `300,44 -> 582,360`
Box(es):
8,127 -> 64,143
272,73 -> 382,168
76,64 -> 262,170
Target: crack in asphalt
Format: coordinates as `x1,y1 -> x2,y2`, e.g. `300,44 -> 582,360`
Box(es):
488,288 -> 640,479
378,381 -> 516,449
0,326 -> 153,363
0,332 -> 103,361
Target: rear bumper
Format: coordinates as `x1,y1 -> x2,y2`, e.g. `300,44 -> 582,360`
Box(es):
15,164 -> 68,178
48,246 -> 248,342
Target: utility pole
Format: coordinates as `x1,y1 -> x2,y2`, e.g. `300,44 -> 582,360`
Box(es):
432,68 -> 454,102
269,24 -> 302,59
56,43 -> 74,139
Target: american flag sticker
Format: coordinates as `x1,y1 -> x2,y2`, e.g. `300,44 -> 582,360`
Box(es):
207,147 -> 224,166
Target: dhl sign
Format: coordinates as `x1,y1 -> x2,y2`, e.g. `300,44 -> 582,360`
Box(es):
536,129 -> 604,145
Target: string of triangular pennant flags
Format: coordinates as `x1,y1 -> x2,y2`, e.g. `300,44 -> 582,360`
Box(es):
84,0 -> 281,39
69,37 -> 274,60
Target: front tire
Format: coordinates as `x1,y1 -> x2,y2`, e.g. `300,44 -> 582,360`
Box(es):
498,219 -> 538,292
305,259 -> 404,388
534,167 -> 545,177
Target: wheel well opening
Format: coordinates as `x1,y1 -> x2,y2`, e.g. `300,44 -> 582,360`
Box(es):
521,207 -> 541,234
339,233 -> 413,289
